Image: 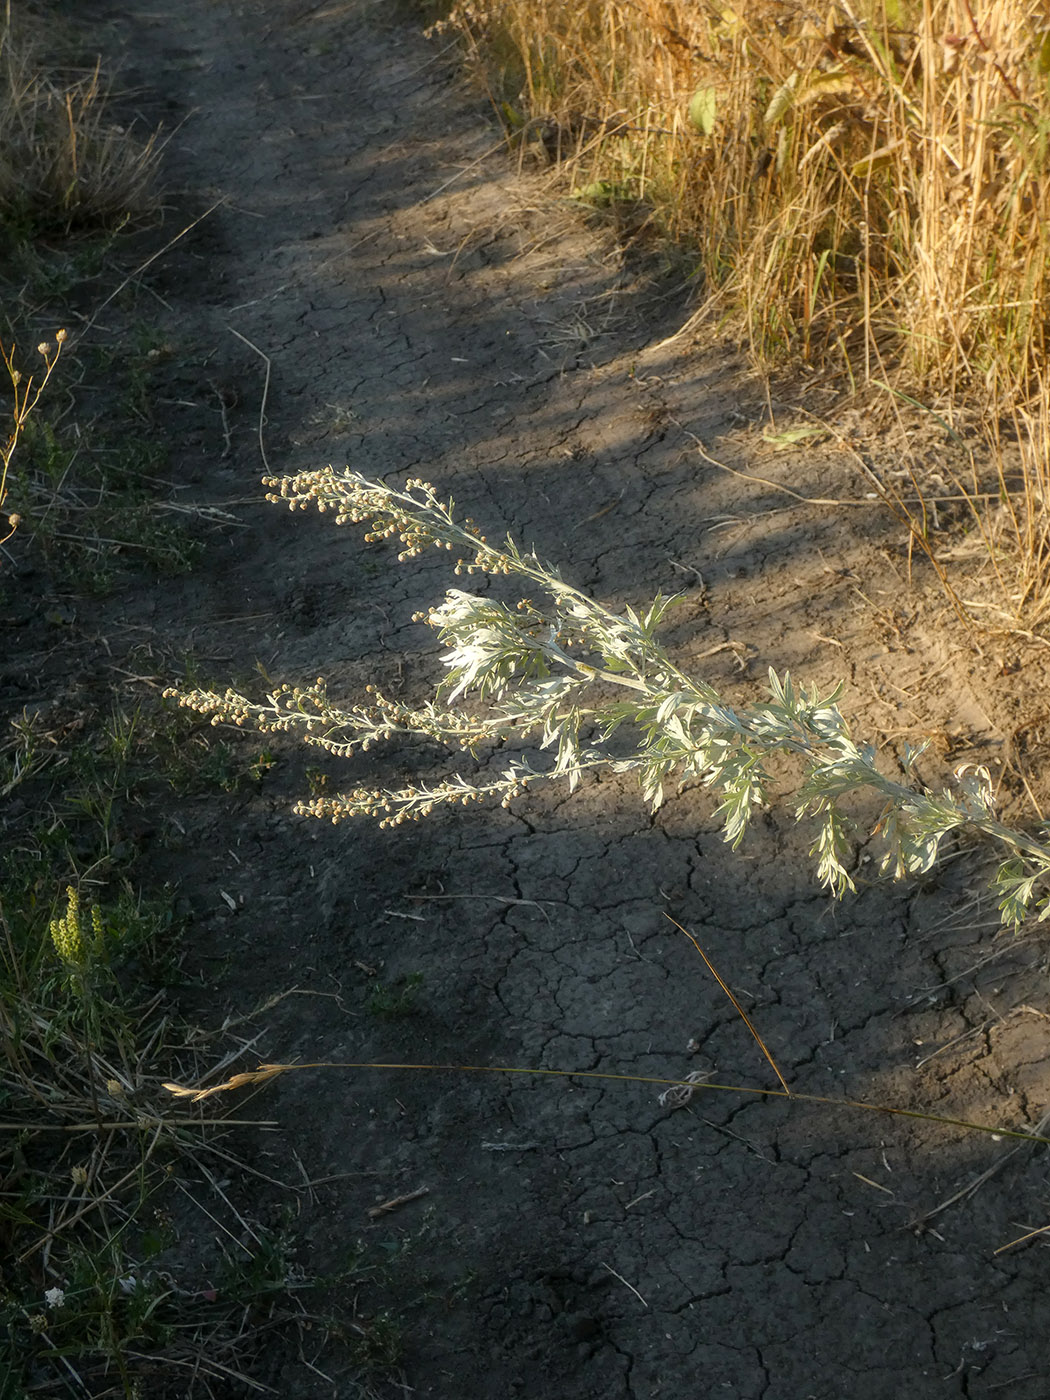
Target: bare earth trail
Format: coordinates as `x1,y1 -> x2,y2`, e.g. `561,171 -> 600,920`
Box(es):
91,0 -> 1050,1395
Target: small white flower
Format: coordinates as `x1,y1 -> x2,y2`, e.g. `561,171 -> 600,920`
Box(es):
118,1276 -> 138,1295
44,1288 -> 65,1309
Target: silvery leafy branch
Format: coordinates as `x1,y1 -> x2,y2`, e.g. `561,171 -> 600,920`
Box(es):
165,470 -> 1050,927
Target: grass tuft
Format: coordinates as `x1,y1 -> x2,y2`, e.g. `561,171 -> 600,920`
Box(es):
0,17 -> 160,243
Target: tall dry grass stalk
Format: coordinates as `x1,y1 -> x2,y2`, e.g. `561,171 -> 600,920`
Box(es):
945,371 -> 1050,633
441,0 -> 1050,402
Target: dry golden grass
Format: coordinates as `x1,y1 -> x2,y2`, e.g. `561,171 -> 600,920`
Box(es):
0,14 -> 160,238
437,0 -> 1050,633
943,368 -> 1050,634
441,0 -> 1050,404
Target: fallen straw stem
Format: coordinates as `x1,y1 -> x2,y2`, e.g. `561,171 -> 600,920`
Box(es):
164,1060 -> 1050,1147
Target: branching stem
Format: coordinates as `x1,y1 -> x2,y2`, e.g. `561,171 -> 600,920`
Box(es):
166,470 -> 1050,928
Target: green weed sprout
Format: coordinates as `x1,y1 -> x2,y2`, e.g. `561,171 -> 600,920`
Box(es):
167,470 -> 1050,928
48,884 -> 109,1122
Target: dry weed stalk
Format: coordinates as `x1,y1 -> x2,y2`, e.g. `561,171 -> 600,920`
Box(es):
0,330 -> 65,542
966,376 -> 1050,633
163,1054 -> 1050,1147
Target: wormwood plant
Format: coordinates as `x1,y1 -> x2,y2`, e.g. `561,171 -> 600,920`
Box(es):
168,470 -> 1050,928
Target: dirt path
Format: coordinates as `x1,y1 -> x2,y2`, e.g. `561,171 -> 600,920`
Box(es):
91,0 -> 1050,1394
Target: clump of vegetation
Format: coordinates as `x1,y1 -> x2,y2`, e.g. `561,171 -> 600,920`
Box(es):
428,0 -> 1050,643
0,657 -> 376,1394
367,971 -> 425,1018
1,833 -> 195,1393
0,15 -> 160,243
437,0 -> 1050,401
167,470 -> 1050,929
0,663 -> 237,1394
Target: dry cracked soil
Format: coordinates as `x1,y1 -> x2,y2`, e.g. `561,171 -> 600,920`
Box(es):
13,0 -> 1050,1395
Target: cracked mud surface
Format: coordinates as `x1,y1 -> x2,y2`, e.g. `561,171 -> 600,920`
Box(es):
37,0 -> 1050,1394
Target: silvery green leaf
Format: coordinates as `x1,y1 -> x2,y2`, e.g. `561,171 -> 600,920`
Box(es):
953,763 -> 993,814
900,740 -> 930,771
767,668 -> 796,709
811,808 -> 856,898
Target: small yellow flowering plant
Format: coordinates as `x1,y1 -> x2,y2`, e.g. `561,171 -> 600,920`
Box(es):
49,886 -> 105,973
168,470 -> 1050,928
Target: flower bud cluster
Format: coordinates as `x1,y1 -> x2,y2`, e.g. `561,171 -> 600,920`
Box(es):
261,469 -> 520,576
49,886 -> 103,968
295,778 -> 498,828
